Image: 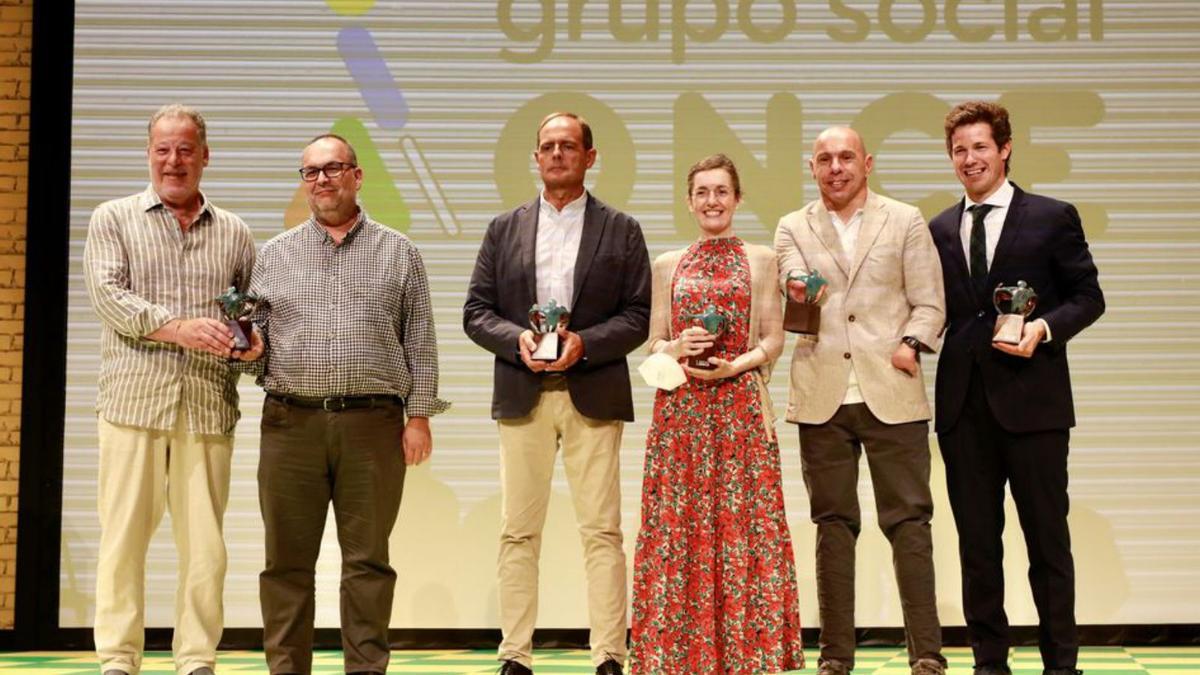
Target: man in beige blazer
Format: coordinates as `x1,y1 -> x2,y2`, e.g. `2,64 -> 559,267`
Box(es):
774,127 -> 947,675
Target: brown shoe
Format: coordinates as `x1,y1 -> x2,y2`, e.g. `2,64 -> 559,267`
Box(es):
818,659 -> 851,675
912,658 -> 947,675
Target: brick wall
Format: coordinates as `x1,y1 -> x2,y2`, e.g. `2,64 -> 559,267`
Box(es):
0,0 -> 31,630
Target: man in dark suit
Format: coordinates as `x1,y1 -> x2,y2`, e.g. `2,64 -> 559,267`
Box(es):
463,112 -> 651,675
930,101 -> 1104,675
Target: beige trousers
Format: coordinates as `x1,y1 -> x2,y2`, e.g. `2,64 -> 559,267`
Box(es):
94,409 -> 233,675
497,387 -> 628,668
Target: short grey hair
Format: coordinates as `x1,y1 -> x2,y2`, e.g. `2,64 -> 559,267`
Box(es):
148,103 -> 207,146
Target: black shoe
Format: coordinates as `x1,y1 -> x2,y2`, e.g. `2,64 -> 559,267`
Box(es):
974,665 -> 1012,675
596,658 -> 624,675
498,660 -> 533,675
1043,670 -> 1082,675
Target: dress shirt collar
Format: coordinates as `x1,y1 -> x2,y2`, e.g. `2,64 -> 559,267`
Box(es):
539,188 -> 588,218
139,183 -> 213,220
964,179 -> 1014,211
304,207 -> 368,245
829,207 -> 864,231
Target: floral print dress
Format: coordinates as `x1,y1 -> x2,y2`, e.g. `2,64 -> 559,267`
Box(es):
630,237 -> 804,675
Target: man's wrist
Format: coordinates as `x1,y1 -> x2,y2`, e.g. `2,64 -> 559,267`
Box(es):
901,335 -> 923,352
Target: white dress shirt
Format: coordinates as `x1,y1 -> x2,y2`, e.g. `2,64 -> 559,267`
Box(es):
959,178 -> 1014,270
535,189 -> 587,310
959,180 -> 1051,341
831,208 -> 865,405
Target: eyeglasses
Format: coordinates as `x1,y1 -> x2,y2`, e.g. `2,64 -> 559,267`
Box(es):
298,162 -> 356,182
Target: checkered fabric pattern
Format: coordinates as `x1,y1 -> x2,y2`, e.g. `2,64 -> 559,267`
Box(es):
244,213 -> 449,417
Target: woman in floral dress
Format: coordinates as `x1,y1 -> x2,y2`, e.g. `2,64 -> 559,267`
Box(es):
629,154 -> 804,674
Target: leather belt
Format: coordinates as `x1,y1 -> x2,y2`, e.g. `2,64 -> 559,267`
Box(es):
540,374 -> 568,390
267,393 -> 401,412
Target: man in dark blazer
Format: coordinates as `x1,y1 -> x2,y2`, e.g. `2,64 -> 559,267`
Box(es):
463,112 -> 650,675
930,101 -> 1104,675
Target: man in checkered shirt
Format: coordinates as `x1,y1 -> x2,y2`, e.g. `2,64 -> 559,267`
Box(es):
237,133 -> 448,675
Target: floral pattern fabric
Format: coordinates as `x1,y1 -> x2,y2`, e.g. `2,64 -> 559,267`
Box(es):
630,237 -> 804,675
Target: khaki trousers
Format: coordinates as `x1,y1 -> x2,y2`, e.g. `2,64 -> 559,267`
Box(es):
94,409 -> 233,675
497,386 -> 627,668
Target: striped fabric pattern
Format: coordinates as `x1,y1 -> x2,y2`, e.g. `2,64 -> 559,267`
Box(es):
82,185 -> 256,435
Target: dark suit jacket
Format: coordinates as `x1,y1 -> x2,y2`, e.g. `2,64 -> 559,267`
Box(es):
463,194 -> 651,421
930,183 -> 1104,434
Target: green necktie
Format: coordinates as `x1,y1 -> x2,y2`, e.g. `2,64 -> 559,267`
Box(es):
968,203 -> 995,290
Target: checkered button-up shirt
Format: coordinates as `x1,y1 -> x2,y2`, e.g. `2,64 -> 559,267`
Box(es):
245,212 -> 449,417
83,185 -> 256,435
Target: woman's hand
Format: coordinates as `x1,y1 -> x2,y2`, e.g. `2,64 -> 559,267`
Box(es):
661,326 -> 714,359
684,357 -> 738,381
683,345 -> 767,382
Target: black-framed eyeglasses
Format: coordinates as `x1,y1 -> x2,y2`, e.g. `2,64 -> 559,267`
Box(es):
298,162 -> 356,182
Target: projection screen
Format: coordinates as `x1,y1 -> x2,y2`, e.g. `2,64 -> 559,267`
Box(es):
61,0 -> 1199,629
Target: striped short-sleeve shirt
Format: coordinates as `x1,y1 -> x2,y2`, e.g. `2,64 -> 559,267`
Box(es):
83,185 -> 256,435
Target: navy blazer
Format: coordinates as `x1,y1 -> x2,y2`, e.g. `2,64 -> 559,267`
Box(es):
463,194 -> 651,421
929,183 -> 1104,434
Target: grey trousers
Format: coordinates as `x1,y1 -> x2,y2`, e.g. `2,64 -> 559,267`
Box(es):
798,403 -> 944,670
258,396 -> 407,674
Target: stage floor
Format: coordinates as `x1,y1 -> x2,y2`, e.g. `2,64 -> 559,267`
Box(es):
0,647 -> 1196,674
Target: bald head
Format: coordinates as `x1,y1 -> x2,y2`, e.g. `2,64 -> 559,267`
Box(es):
809,125 -> 873,217
813,126 -> 865,156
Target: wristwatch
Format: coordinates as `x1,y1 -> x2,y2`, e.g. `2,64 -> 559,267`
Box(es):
901,336 -> 922,351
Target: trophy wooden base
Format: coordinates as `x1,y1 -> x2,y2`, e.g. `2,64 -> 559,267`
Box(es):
531,332 -> 561,361
228,318 -> 253,350
784,300 -> 821,335
688,346 -> 716,370
993,314 -> 1025,344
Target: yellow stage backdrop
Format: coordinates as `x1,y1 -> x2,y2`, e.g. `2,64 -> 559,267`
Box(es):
60,0 -> 1199,629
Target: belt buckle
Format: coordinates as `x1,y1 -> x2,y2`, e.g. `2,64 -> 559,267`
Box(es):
322,397 -> 346,412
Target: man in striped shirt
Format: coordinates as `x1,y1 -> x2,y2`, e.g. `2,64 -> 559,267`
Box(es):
83,103 -> 255,675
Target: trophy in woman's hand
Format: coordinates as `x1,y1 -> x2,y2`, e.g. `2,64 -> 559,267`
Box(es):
528,299 -> 571,361
215,286 -> 258,351
684,305 -> 726,370
784,269 -> 827,336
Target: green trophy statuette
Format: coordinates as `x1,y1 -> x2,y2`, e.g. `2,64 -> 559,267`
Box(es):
784,269 -> 827,336
215,286 -> 258,351
992,280 -> 1038,344
684,304 -> 726,370
529,299 -> 571,361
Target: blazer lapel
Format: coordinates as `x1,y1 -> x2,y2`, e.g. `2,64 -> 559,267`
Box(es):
939,199 -> 974,302
519,198 -> 539,306
571,194 -> 607,309
847,192 -> 886,288
808,204 -> 850,279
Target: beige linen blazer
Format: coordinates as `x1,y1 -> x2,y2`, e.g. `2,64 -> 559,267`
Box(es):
773,191 -> 945,425
648,241 -> 785,439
